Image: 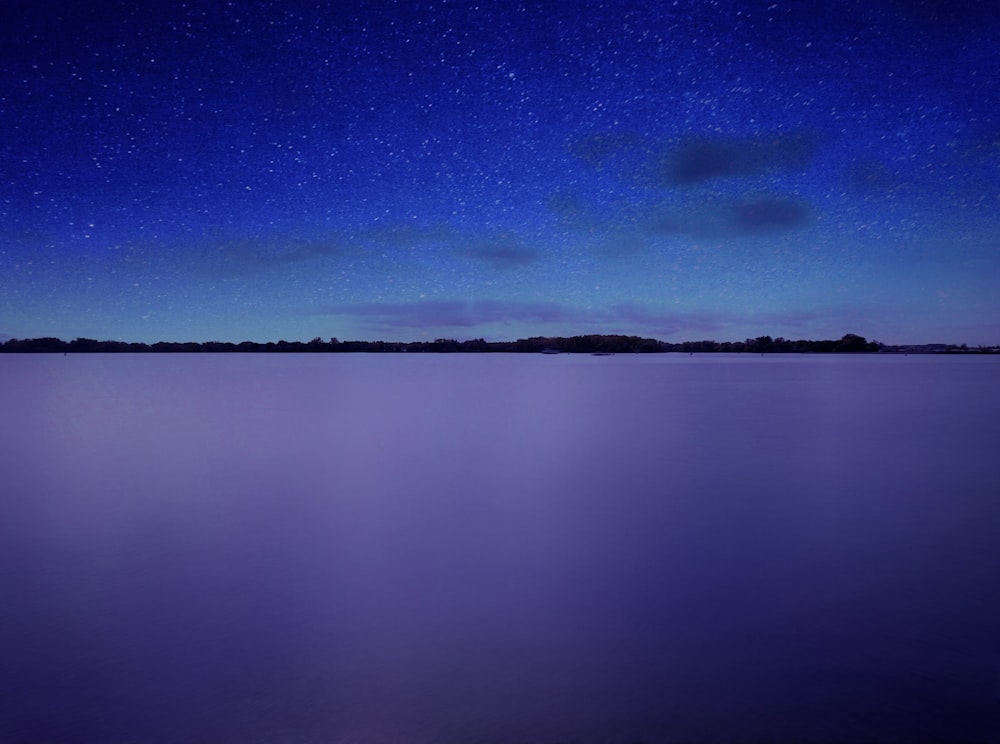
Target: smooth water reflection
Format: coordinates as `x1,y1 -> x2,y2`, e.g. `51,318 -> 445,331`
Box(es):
2,354 -> 999,743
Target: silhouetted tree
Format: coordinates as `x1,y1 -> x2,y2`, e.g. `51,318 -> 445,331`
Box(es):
836,333 -> 869,352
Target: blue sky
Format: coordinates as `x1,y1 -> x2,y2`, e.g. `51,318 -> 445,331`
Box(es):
2,0 -> 998,344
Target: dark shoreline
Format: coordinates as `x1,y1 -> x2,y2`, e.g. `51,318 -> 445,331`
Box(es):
2,333 -> 996,354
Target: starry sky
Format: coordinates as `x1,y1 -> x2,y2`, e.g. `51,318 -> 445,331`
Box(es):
2,0 -> 998,344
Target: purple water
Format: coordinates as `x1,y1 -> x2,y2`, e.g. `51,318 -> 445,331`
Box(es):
2,353 -> 999,743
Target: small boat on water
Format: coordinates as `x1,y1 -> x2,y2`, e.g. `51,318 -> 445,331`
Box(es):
592,352 -> 614,356
541,348 -> 562,354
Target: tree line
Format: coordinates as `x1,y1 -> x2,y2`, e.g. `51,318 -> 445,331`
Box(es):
0,332 -> 944,354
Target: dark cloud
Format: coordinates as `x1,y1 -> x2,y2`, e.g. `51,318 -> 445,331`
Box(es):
730,197 -> 810,233
885,0 -> 997,29
565,130 -> 822,213
663,132 -> 819,185
458,235 -> 540,268
637,192 -> 811,239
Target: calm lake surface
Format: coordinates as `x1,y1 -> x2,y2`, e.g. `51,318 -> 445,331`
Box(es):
2,353 -> 999,743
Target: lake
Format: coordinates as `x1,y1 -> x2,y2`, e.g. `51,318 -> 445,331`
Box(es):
2,353 -> 998,743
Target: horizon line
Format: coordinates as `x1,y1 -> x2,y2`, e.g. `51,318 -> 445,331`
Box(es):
2,333 -> 997,353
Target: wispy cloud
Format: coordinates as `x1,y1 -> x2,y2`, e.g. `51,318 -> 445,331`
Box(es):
193,221 -> 543,279
604,302 -> 727,336
561,129 -> 819,244
193,235 -> 351,278
622,192 -> 812,243
320,299 -> 732,338
457,234 -> 540,268
662,131 -> 819,185
568,129 -> 821,187
322,300 -> 580,331
361,222 -> 458,249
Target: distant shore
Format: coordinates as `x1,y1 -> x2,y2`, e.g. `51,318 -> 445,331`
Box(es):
2,334 -> 997,354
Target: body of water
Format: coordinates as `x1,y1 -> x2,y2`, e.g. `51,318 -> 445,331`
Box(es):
2,353 -> 998,743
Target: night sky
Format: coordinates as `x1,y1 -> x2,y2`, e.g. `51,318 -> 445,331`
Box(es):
2,0 -> 998,345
